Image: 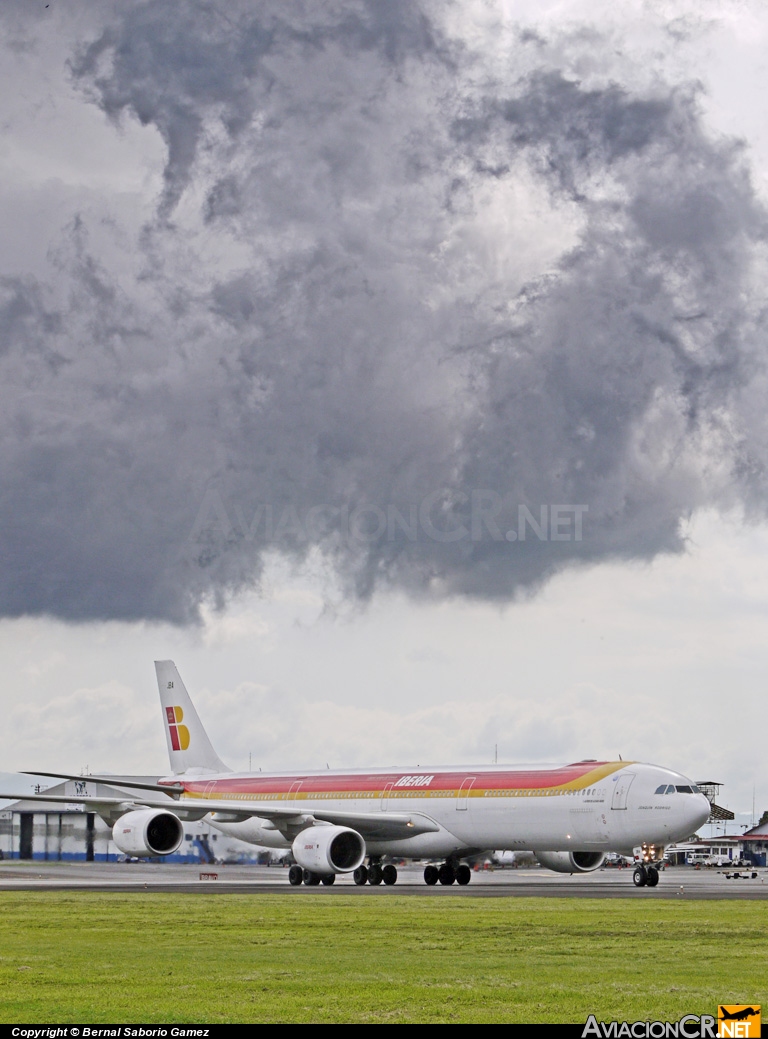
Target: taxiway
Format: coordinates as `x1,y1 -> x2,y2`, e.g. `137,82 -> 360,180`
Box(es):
0,861 -> 766,899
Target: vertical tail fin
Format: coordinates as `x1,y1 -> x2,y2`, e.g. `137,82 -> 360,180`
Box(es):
155,660 -> 230,775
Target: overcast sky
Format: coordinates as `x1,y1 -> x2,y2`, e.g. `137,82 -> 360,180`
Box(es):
0,0 -> 766,829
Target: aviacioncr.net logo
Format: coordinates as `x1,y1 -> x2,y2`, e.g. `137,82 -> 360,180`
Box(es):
718,1007 -> 761,1039
583,1015 -> 716,1037
582,1008 -> 760,1038
166,706 -> 190,751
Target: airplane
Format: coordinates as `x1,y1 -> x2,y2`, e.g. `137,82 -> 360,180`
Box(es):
719,1010 -> 760,1022
6,660 -> 711,888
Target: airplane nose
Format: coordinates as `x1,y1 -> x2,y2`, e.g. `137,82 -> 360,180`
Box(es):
690,794 -> 711,833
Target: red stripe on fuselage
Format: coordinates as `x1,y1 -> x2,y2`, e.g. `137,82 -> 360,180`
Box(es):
179,762 -> 619,798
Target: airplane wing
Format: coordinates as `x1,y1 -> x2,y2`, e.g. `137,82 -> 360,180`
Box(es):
259,806 -> 441,840
190,795 -> 441,839
0,791 -> 441,840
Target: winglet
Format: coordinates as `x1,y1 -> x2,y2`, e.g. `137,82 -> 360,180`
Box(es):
154,661 -> 230,775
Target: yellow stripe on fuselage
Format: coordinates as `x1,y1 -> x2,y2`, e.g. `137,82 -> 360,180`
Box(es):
179,761 -> 630,804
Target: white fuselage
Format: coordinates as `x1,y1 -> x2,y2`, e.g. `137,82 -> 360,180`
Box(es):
174,759 -> 711,860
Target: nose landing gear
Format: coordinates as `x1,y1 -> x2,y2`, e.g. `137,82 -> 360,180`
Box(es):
632,864 -> 659,887
633,844 -> 663,888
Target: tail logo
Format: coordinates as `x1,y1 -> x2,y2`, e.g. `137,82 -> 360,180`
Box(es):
166,706 -> 190,751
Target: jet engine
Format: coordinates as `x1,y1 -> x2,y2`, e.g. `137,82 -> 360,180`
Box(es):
112,809 -> 184,857
292,825 -> 366,875
535,851 -> 606,874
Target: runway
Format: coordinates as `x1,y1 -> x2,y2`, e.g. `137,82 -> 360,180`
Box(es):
1,861 -> 767,898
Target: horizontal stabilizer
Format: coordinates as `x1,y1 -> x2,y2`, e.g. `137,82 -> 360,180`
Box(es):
22,772 -> 185,797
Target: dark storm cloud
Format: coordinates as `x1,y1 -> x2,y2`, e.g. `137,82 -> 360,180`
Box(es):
1,0 -> 766,621
71,0 -> 443,218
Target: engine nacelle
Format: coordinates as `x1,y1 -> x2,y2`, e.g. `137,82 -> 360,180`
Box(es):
292,825 -> 366,875
112,809 -> 184,858
535,851 -> 606,874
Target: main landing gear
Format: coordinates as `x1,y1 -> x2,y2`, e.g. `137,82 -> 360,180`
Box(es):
352,861 -> 398,886
423,861 -> 471,886
288,859 -> 400,886
288,865 -> 337,886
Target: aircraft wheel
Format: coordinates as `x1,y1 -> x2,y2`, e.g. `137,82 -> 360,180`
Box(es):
288,865 -> 303,886
303,869 -> 321,886
646,866 -> 659,888
382,864 -> 398,886
321,874 -> 336,885
424,865 -> 439,886
353,865 -> 368,886
368,863 -> 383,885
438,863 -> 456,885
632,865 -> 647,888
455,864 -> 471,886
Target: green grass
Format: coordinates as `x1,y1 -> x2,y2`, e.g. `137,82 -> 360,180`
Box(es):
0,893 -> 766,1023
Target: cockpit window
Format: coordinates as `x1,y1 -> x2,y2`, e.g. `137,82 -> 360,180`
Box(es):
691,785 -> 701,793
654,785 -> 667,794
675,785 -> 693,794
666,785 -> 675,794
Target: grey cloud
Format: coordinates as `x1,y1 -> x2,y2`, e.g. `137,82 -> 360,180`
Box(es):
71,0 -> 445,217
0,1 -> 767,622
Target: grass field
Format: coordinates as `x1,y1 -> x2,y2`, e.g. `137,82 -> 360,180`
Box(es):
0,893 -> 766,1023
